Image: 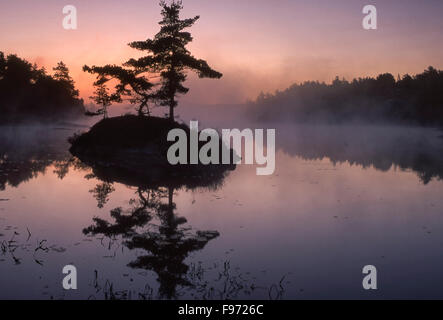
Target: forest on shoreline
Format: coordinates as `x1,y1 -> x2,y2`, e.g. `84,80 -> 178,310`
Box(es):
2,47 -> 443,128
249,67 -> 443,126
0,52 -> 84,122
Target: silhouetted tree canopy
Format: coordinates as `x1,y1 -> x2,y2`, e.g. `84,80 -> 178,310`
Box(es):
53,61 -> 79,98
250,67 -> 443,126
127,0 -> 222,120
83,64 -> 153,116
83,0 -> 222,119
0,52 -> 84,122
86,83 -> 117,119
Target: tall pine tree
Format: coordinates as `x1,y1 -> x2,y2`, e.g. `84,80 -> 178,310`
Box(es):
83,0 -> 221,119
126,0 -> 222,120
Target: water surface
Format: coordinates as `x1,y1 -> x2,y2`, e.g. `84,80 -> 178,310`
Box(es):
1,122 -> 443,299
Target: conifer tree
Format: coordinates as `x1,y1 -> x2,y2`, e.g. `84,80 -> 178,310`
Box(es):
53,61 -> 79,98
83,0 -> 222,120
126,0 -> 222,120
83,65 -> 154,116
89,83 -> 113,119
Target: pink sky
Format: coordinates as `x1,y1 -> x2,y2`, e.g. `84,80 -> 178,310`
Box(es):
1,0 -> 443,104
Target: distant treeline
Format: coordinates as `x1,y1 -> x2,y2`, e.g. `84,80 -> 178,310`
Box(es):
0,52 -> 84,122
249,67 -> 443,126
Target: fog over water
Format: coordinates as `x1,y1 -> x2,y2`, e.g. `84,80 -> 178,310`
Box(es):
2,0 -> 443,301
1,107 -> 443,299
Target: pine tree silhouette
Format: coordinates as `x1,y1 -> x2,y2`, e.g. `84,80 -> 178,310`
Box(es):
83,65 -> 154,116
83,0 -> 222,120
126,0 -> 222,120
53,61 -> 79,98
88,84 -> 113,119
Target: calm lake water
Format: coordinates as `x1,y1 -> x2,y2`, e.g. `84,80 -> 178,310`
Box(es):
1,119 -> 443,299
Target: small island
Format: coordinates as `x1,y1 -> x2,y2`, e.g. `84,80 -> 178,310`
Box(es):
70,1 -> 231,178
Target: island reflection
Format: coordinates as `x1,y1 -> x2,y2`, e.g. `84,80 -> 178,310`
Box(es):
80,157 -> 233,299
